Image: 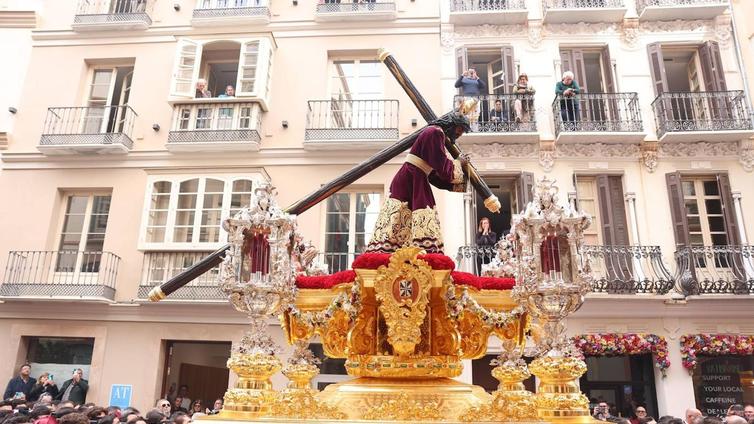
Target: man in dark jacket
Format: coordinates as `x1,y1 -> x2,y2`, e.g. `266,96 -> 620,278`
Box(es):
3,364 -> 36,400
55,369 -> 88,406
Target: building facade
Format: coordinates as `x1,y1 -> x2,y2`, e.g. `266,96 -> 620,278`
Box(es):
0,0 -> 753,419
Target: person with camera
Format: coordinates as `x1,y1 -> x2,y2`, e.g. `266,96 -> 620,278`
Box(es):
455,68 -> 485,131
29,372 -> 58,402
594,402 -> 613,421
56,369 -> 88,406
3,364 -> 35,401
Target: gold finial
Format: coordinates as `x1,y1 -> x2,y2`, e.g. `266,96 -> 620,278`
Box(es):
484,195 -> 501,214
148,286 -> 166,302
378,48 -> 391,62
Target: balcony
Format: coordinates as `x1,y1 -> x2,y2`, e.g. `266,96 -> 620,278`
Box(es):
675,245 -> 754,295
167,101 -> 262,152
581,245 -> 674,295
39,106 -> 136,155
552,93 -> 645,143
637,0 -> 728,21
449,0 -> 528,25
192,0 -> 271,26
315,1 -> 397,22
1,251 -> 120,302
542,0 -> 627,23
651,91 -> 754,143
454,94 -> 539,143
137,251 -> 225,301
304,99 -> 399,150
456,245 -> 498,276
73,0 -> 153,31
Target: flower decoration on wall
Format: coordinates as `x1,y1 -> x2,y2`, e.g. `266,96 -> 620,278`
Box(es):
571,333 -> 671,376
680,334 -> 754,372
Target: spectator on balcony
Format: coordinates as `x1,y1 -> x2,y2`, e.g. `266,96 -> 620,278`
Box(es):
29,373 -> 58,402
218,85 -> 235,98
195,79 -> 212,99
512,73 -> 535,123
3,364 -> 36,401
476,217 -> 497,248
55,370 -> 87,406
488,99 -> 508,126
455,68 -> 485,96
556,71 -> 580,123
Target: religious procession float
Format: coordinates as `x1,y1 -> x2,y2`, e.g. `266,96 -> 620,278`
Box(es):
147,50 -> 600,424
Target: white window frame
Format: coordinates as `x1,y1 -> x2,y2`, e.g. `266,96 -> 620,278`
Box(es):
171,103 -> 261,132
574,177 -> 602,246
682,177 -> 727,247
138,174 -> 267,250
319,188 -> 382,270
170,37 -> 273,100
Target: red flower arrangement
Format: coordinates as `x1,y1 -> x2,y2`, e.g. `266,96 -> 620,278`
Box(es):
572,333 -> 671,376
351,253 -> 455,270
295,270 -> 356,289
680,334 -> 754,372
450,271 -> 516,290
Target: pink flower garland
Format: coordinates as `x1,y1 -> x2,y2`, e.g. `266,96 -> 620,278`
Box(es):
680,334 -> 754,372
572,333 -> 671,376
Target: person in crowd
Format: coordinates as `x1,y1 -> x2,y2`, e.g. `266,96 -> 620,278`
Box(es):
727,416 -> 748,424
57,402 -> 74,411
30,405 -> 53,424
96,415 -> 118,424
217,85 -> 235,98
58,413 -> 88,424
744,405 -> 754,421
86,407 -> 106,422
169,399 -> 185,416
120,409 -> 139,423
630,406 -> 648,424
488,99 -> 508,125
37,394 -> 54,407
701,417 -> 723,424
639,417 -> 658,424
188,402 -> 202,416
686,408 -> 703,424
4,365 -> 36,401
594,401 -> 613,421
153,400 -> 169,419
658,416 -> 676,424
194,79 -> 211,98
729,405 -> 746,419
0,401 -> 12,412
29,374 -> 58,403
175,387 -> 190,411
205,400 -> 222,415
169,414 -> 190,424
105,407 -> 120,420
667,418 -> 684,424
556,71 -> 580,123
144,410 -> 165,424
5,416 -> 33,424
512,73 -> 535,124
55,370 -> 87,406
476,217 -> 497,248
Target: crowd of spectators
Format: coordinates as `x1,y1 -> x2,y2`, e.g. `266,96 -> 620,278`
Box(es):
2,365 -> 223,424
592,401 -> 754,424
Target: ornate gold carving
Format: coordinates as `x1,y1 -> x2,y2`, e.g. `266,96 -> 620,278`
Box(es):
317,308 -> 349,358
345,354 -> 462,378
220,353 -> 281,418
270,363 -> 346,420
374,247 -> 433,356
362,392 -> 443,421
430,287 -> 460,356
460,359 -> 537,422
347,286 -> 377,355
530,355 -> 592,420
457,311 -> 492,359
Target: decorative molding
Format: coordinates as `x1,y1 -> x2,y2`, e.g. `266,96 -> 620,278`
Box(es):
453,23 -> 526,39
0,10 -> 37,28
440,31 -> 454,54
465,142 -> 538,159
539,142 -> 555,172
740,140 -> 754,172
527,19 -> 543,49
555,142 -> 640,158
545,22 -> 621,36
638,19 -> 716,35
0,132 -> 7,151
658,141 -> 739,158
622,18 -> 639,49
714,14 -> 733,48
641,142 -> 658,173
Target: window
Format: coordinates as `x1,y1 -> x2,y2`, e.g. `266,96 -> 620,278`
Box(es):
559,47 -> 615,94
25,337 -> 95,384
328,59 -> 385,129
84,66 -> 134,134
170,38 -> 272,99
141,176 -> 261,248
172,103 -> 261,131
57,194 -> 112,272
580,354 -> 659,419
574,175 -> 629,246
323,190 -> 381,272
682,178 -> 728,246
455,46 -> 516,95
575,177 -> 602,246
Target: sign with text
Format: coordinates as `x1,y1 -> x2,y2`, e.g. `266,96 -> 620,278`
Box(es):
693,357 -> 745,417
109,384 -> 133,408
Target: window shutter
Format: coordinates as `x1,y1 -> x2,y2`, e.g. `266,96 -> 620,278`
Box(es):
666,172 -> 690,247
501,46 -> 516,94
559,49 -> 573,82
171,39 -> 202,98
647,43 -> 668,96
699,41 -> 727,92
596,175 -> 630,246
601,45 -> 616,93
717,173 -> 739,245
237,40 -> 261,97
456,47 -> 468,82
517,172 -> 535,213
571,49 -> 588,93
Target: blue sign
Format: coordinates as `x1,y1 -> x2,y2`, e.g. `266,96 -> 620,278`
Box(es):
109,384 -> 132,408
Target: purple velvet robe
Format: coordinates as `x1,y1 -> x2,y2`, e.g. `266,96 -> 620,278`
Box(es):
389,125 -> 461,210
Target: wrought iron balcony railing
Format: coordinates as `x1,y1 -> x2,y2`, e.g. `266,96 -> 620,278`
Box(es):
313,251 -> 361,274
651,91 -> 753,139
168,101 -> 262,149
1,251 -> 120,300
543,0 -> 625,8
454,94 -> 537,133
456,245 -> 498,276
74,0 -> 153,27
552,92 -> 643,137
192,0 -> 270,21
675,245 -> 754,295
305,99 -> 399,143
40,105 -> 136,151
138,251 -> 224,300
637,0 -> 725,9
450,0 -> 526,12
316,1 -> 396,14
581,245 -> 674,294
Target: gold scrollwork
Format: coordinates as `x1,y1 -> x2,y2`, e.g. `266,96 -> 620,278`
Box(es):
317,308 -> 349,358
457,311 -> 492,360
362,393 -> 443,421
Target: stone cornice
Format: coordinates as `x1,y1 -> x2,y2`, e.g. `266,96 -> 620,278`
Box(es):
0,10 -> 36,28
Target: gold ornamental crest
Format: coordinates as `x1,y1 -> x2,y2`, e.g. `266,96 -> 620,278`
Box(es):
374,247 -> 434,357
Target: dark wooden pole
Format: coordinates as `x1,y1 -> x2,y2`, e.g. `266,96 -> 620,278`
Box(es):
379,49 -> 500,213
